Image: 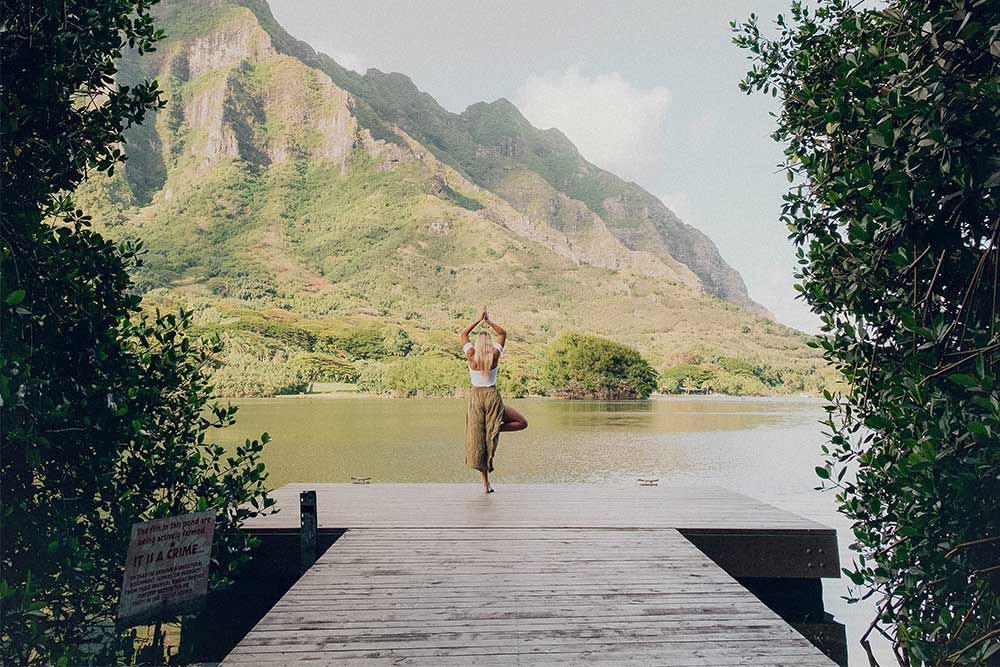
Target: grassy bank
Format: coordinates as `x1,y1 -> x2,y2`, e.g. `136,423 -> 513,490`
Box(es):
167,298 -> 838,399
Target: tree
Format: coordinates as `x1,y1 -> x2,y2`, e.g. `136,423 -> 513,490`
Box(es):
382,326 -> 414,357
1,1 -> 275,663
734,1 -> 1000,663
543,333 -> 658,399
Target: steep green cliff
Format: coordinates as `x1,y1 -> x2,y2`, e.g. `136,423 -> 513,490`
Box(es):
77,0 -> 832,396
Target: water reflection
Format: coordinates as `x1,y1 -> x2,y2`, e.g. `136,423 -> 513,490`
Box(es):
214,396 -> 816,486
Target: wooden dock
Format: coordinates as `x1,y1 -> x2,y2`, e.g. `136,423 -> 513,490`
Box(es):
222,484 -> 841,665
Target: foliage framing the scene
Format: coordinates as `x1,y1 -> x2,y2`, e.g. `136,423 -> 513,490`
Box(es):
735,1 -> 1000,664
0,1 -> 275,664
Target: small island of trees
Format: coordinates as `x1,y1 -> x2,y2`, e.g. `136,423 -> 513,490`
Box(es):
542,333 -> 659,400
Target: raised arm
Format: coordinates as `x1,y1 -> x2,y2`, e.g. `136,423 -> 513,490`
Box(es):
460,310 -> 485,346
484,311 -> 507,348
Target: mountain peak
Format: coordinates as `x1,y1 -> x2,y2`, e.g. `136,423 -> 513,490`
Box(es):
137,0 -> 768,315
464,97 -> 520,113
362,69 -> 419,93
66,0 -> 835,399
104,0 -> 777,342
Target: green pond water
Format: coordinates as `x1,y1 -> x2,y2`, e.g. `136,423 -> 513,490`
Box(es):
216,395 -> 827,489
215,395 -> 891,666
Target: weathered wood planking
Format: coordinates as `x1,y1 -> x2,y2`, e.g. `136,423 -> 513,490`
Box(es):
245,484 -> 830,531
244,483 -> 840,578
222,528 -> 836,666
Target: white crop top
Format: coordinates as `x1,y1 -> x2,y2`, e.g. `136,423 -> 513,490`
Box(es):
463,342 -> 503,387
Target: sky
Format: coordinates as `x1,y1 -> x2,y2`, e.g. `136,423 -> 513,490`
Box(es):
268,0 -> 819,332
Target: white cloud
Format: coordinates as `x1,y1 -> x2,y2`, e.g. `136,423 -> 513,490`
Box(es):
515,67 -> 670,182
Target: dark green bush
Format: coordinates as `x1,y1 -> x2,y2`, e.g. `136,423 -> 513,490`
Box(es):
357,354 -> 465,397
736,1 -> 1000,661
289,352 -> 359,383
1,4 -> 275,662
543,333 -> 658,399
659,364 -> 717,393
381,326 -> 414,357
240,319 -> 316,350
322,327 -> 388,360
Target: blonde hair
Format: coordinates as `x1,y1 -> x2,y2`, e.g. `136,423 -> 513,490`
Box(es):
473,330 -> 494,371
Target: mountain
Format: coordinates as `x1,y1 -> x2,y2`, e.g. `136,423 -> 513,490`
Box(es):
229,0 -> 763,313
77,0 -> 832,396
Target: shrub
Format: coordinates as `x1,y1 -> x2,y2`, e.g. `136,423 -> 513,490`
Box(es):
207,270 -> 278,301
718,356 -> 783,388
210,352 -> 308,398
357,354 -> 465,397
1,5 -> 275,663
543,333 -> 658,399
736,1 -> 1000,661
381,326 -> 414,356
497,356 -> 544,398
659,364 -> 717,393
319,327 -> 387,360
289,352 -> 358,383
240,319 -> 316,350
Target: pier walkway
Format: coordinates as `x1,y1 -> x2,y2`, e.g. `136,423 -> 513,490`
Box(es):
222,484 -> 839,666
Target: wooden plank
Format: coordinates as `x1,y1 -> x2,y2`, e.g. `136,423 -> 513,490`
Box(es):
245,484 -> 833,532
244,484 -> 840,580
222,528 -> 835,666
223,641 -> 836,666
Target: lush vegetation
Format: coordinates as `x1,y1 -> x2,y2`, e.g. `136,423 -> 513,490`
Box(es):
659,356 -> 791,396
65,0 -> 838,400
736,1 -> 1000,663
358,354 -> 466,398
542,333 -> 658,399
166,295 -> 826,400
1,2 -> 274,663
144,294 -> 832,399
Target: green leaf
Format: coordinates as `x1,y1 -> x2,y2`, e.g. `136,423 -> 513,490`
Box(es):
864,415 -> 890,429
815,466 -> 831,479
949,374 -> 977,388
5,290 -> 25,306
868,129 -> 888,148
968,421 -> 988,437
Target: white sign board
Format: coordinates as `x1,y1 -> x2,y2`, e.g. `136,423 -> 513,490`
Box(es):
117,511 -> 215,627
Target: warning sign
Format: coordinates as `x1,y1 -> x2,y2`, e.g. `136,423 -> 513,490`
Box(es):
117,511 -> 215,627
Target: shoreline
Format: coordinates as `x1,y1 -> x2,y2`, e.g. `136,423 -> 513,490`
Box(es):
216,391 -> 826,403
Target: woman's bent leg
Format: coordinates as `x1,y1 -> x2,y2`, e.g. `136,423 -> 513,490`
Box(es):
500,404 -> 528,431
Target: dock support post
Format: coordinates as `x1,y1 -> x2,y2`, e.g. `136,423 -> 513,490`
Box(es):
300,490 -> 317,573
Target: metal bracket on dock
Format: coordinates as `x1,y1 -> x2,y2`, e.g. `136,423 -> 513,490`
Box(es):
300,490 -> 317,572
638,478 -> 659,486
350,476 -> 371,484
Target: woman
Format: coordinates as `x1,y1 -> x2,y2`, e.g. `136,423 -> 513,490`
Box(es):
460,306 -> 528,494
